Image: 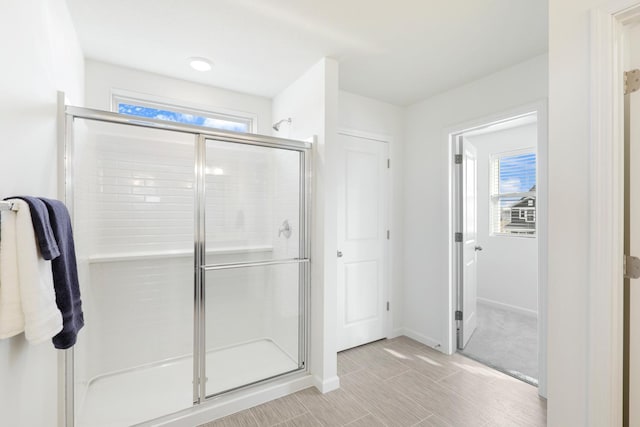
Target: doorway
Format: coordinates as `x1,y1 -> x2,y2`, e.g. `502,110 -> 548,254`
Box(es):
336,132 -> 389,352
450,110 -> 545,391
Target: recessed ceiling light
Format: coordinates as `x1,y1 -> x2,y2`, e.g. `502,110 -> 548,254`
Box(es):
189,57 -> 212,72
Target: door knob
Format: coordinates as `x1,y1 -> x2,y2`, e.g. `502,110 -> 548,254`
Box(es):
337,250 -> 343,258
474,246 -> 483,251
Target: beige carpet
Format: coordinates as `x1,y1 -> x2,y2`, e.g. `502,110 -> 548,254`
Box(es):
459,302 -> 538,385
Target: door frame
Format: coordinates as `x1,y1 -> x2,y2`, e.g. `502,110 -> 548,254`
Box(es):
446,100 -> 548,397
589,2 -> 640,425
336,128 -> 393,343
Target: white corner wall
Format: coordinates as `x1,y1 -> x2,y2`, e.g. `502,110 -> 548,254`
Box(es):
548,0 -> 620,425
338,91 -> 405,335
84,60 -> 273,135
0,0 -> 85,426
465,123 -> 538,316
272,57 -> 340,392
402,54 -> 548,350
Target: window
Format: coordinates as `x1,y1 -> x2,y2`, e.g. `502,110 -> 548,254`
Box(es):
112,94 -> 253,133
490,151 -> 536,236
526,209 -> 535,223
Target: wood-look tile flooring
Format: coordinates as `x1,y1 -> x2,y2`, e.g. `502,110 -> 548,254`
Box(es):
199,336 -> 547,427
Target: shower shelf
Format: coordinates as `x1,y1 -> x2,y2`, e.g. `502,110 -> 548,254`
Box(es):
88,246 -> 273,263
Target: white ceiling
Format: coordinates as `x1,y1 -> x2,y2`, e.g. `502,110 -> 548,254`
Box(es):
65,0 -> 548,106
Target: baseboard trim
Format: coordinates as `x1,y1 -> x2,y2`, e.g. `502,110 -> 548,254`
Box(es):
477,297 -> 538,318
312,375 -> 340,393
399,328 -> 445,354
389,328 -> 404,339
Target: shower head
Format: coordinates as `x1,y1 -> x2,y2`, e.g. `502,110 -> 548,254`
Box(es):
273,117 -> 292,131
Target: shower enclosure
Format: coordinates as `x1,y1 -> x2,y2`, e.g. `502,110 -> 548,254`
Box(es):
63,106 -> 311,427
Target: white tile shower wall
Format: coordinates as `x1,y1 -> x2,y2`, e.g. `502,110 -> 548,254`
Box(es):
73,257 -> 92,414
73,120 -> 99,412
204,141 -> 276,357
203,142 -> 302,362
74,122 -> 197,381
72,122 -> 196,258
87,258 -> 193,376
269,149 -> 303,361
89,133 -> 195,255
271,149 -> 302,260
73,122 -> 298,382
205,141 -> 273,254
205,267 -> 271,354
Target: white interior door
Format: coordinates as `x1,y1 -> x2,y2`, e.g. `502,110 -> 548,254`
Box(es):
337,133 -> 388,352
462,143 -> 478,348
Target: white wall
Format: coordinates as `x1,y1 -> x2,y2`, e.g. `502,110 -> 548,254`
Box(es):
272,57 -> 340,392
338,91 -> 405,334
465,123 -> 538,315
0,0 -> 85,426
402,54 -> 547,351
84,60 -> 273,135
548,0 -> 630,425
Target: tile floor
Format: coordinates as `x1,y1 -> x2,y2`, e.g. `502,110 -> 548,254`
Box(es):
199,336 -> 547,427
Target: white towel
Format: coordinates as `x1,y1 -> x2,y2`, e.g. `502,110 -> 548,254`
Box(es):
0,208 -> 23,337
0,200 -> 62,342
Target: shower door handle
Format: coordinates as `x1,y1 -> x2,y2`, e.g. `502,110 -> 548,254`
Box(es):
337,250 -> 343,258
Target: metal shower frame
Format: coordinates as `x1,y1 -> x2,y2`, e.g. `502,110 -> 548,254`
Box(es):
62,105 -> 312,426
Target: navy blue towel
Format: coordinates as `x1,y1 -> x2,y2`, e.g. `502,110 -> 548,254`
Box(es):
39,198 -> 84,349
6,196 -> 60,260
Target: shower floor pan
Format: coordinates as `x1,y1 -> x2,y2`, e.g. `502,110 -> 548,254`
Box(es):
77,338 -> 299,427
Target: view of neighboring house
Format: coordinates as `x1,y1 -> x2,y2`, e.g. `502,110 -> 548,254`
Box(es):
504,184 -> 536,234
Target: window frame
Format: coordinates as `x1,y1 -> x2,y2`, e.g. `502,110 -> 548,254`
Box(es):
489,148 -> 537,238
110,89 -> 257,134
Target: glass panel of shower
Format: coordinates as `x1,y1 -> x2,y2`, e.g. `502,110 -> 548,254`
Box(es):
66,108 -> 310,426
202,140 -> 306,397
71,119 -> 196,427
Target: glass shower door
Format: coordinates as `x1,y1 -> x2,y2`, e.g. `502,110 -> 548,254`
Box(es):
70,119 -> 196,426
66,106 -> 312,424
200,138 -> 308,397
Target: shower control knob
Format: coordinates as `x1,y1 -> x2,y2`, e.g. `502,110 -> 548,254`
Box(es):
474,246 -> 483,251
278,220 -> 292,239
337,250 -> 343,258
